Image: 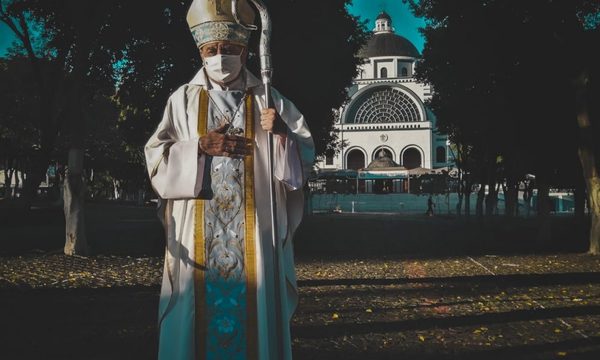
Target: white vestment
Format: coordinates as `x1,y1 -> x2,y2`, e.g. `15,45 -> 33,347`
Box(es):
144,68 -> 314,360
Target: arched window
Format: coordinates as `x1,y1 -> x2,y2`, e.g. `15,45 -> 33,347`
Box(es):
353,88 -> 422,124
436,146 -> 446,163
402,148 -> 422,169
401,67 -> 408,77
346,149 -> 365,170
380,68 -> 388,78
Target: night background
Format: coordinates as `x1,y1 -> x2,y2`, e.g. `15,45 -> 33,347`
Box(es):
1,0 -> 600,359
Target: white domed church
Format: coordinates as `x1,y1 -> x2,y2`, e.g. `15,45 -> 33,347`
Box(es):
318,12 -> 450,176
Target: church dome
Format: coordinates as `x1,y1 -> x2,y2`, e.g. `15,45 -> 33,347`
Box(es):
361,33 -> 420,58
361,12 -> 420,58
376,11 -> 391,21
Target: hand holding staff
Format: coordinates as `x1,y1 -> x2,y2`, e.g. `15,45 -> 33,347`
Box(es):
232,1 -> 284,359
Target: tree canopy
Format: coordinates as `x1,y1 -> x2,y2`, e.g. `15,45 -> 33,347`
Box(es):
409,0 -> 600,251
1,0 -> 368,202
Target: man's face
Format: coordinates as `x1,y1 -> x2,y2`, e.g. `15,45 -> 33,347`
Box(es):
200,41 -> 246,60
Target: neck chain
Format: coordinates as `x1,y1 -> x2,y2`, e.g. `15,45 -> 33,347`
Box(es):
206,91 -> 248,136
204,69 -> 248,136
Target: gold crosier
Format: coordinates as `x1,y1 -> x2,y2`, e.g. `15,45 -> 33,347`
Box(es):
194,88 -> 257,359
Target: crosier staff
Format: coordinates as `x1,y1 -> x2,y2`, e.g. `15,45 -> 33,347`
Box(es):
231,0 -> 284,359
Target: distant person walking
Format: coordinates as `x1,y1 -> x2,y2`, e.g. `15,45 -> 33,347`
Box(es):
426,195 -> 435,216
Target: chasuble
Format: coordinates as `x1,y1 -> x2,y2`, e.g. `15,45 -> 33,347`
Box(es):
144,68 -> 314,360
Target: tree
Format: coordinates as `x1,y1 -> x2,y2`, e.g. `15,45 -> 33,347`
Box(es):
1,0 -> 367,254
261,0 -> 368,156
574,28 -> 600,254
1,0 -> 144,254
409,0 -> 600,252
117,0 -> 369,158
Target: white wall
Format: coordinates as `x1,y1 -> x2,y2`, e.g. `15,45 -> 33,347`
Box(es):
318,123 -> 433,169
359,56 -> 417,80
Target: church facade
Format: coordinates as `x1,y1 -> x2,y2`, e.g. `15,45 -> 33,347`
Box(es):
317,12 -> 450,172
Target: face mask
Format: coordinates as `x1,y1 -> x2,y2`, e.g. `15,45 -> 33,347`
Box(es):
203,54 -> 243,83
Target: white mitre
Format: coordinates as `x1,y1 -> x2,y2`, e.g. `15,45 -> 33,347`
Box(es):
187,0 -> 255,47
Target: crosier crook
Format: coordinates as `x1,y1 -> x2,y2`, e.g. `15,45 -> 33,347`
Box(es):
231,1 -> 284,359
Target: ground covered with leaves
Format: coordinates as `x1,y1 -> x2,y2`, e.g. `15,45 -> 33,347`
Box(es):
2,252 -> 600,359
1,207 -> 599,359
293,254 -> 600,359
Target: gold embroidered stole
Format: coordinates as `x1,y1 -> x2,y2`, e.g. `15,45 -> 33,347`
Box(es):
194,88 -> 257,360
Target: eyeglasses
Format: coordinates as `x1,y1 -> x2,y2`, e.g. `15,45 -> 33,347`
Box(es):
200,42 -> 245,57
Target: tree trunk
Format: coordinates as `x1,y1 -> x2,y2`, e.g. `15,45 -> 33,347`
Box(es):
113,179 -> 121,200
505,176 -> 519,217
463,176 -> 474,217
456,170 -> 463,216
464,188 -> 471,216
523,180 -> 534,217
537,180 -> 551,217
575,69 -> 600,255
485,181 -> 498,216
476,184 -> 485,217
591,207 -> 600,255
575,181 -> 586,218
14,166 -> 21,198
5,167 -> 14,199
1,160 -> 5,191
63,148 -> 89,256
535,175 -> 552,245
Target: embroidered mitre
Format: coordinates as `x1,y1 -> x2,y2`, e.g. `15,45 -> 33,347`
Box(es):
187,0 -> 255,47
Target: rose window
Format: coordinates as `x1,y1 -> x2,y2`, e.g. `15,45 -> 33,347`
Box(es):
352,88 -> 421,123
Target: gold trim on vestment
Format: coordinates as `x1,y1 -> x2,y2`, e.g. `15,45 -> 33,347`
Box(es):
194,88 -> 209,360
194,88 -> 257,359
244,91 -> 258,360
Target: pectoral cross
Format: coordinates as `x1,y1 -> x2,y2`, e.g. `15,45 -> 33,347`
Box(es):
216,114 -> 244,136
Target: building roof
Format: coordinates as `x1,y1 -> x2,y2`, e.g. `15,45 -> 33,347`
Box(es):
366,151 -> 401,169
360,32 -> 420,58
376,11 -> 391,21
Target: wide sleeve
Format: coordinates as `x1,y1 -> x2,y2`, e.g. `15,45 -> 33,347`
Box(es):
144,96 -> 207,199
270,89 -> 315,191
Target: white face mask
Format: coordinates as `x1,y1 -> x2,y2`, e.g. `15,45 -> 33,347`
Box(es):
203,54 -> 243,83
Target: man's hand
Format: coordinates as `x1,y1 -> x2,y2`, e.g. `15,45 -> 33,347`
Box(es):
260,108 -> 287,138
199,124 -> 253,157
